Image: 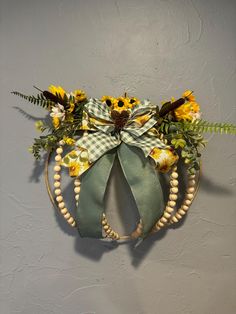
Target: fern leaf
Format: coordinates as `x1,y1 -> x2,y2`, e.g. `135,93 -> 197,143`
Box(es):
183,120 -> 236,135
11,91 -> 54,109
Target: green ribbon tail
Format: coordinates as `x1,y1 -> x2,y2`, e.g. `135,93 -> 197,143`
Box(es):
117,143 -> 164,238
76,149 -> 116,238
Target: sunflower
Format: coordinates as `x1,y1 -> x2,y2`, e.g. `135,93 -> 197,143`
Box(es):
182,90 -> 195,102
52,117 -> 60,129
63,136 -> 75,146
68,161 -> 81,177
128,97 -> 140,107
48,85 -> 66,98
174,101 -> 200,121
101,95 -> 115,107
112,97 -> 131,112
74,89 -> 87,102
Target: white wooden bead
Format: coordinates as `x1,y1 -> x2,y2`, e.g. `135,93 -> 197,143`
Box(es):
59,140 -> 65,145
75,194 -> 80,201
184,199 -> 191,206
74,179 -> 81,187
74,187 -> 81,194
58,202 -> 65,209
160,217 -> 168,223
171,172 -> 178,179
158,221 -> 165,227
163,212 -> 171,219
54,189 -> 62,196
64,212 -> 71,220
182,205 -> 189,211
103,225 -> 109,230
54,165 -> 61,172
187,193 -> 194,200
187,187 -> 195,193
56,195 -> 63,202
168,201 -> 176,207
170,194 -> 178,201
54,181 -> 61,188
54,174 -> 61,180
170,187 -> 178,194
55,155 -> 62,162
56,147 -> 63,154
172,216 -> 179,223
188,180 -> 196,186
179,209 -> 186,216
71,221 -> 76,227
166,206 -> 174,213
170,179 -> 178,187
189,174 -> 196,179
67,217 -> 74,225
60,208 -> 67,214
175,213 -> 182,220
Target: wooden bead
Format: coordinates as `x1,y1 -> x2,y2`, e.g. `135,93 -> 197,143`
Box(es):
103,225 -> 109,230
170,194 -> 178,201
54,174 -> 61,180
60,208 -> 67,214
179,209 -> 186,216
74,187 -> 81,194
188,180 -> 196,186
56,147 -> 63,154
55,155 -> 62,162
71,221 -> 76,227
170,179 -> 178,187
75,194 -> 80,201
56,195 -> 63,202
186,193 -> 194,200
171,172 -> 178,179
187,187 -> 195,193
54,165 -> 61,172
54,189 -> 62,196
67,217 -> 74,225
158,221 -> 165,227
74,180 -> 81,187
163,212 -> 171,219
80,151 -> 88,160
160,217 -> 168,224
64,212 -> 70,219
166,206 -> 174,213
170,187 -> 178,194
184,199 -> 191,206
54,181 -> 61,188
189,174 -> 196,179
175,213 -> 182,220
168,200 -> 176,207
59,140 -> 65,145
58,202 -> 65,209
172,216 -> 179,223
182,205 -> 189,211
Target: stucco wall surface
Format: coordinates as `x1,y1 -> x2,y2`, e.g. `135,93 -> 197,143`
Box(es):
1,0 -> 236,313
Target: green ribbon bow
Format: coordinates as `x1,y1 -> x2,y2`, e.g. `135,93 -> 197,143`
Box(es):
74,98 -> 171,239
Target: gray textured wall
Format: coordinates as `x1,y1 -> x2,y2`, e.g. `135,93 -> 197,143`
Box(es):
1,0 -> 236,313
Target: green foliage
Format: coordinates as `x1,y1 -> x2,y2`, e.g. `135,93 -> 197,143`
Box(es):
11,91 -> 54,108
182,120 -> 236,135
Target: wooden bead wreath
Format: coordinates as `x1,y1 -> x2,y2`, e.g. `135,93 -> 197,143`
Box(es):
45,139 -> 199,241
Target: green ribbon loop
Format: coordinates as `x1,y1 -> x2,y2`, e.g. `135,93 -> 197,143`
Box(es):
76,143 -> 164,239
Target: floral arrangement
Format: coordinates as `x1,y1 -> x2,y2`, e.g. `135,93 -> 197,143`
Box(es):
12,86 -> 236,241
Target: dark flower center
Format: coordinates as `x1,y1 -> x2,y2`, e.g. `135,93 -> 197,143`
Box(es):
118,100 -> 124,107
130,98 -> 135,104
106,99 -> 112,106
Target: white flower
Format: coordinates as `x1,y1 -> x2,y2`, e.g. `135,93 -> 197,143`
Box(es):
189,111 -> 201,121
50,103 -> 65,120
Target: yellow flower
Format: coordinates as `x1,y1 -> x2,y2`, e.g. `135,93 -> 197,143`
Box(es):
68,161 -> 81,177
182,90 -> 195,102
128,97 -> 140,107
74,89 -> 87,102
52,117 -> 60,129
48,85 -> 66,98
150,147 -> 162,160
63,136 -> 75,146
112,97 -> 131,112
101,95 -> 115,107
174,101 -> 200,121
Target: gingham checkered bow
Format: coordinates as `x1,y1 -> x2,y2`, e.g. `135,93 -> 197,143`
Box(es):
76,98 -> 170,164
